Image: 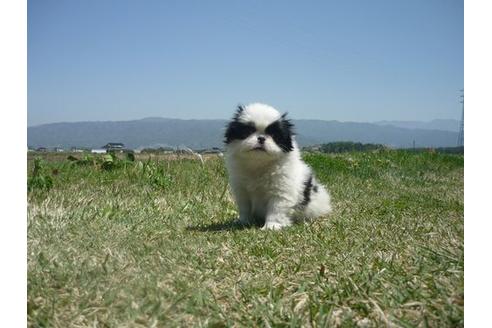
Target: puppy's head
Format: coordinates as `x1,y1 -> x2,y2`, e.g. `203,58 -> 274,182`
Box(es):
224,103 -> 294,160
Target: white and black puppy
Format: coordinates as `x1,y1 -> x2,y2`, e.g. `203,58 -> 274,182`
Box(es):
224,103 -> 332,230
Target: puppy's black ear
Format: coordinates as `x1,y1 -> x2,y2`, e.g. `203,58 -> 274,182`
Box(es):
224,104 -> 255,144
281,112 -> 295,140
281,112 -> 293,127
280,113 -> 295,137
233,104 -> 245,120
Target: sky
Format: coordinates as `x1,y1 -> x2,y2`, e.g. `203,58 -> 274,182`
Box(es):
27,0 -> 464,126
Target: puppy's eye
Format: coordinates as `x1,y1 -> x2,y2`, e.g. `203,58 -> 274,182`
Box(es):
224,122 -> 256,143
265,119 -> 294,152
265,121 -> 283,137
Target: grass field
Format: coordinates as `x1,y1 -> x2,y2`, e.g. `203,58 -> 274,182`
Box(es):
27,150 -> 464,327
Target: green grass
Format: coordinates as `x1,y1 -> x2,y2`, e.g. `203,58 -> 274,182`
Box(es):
27,150 -> 464,327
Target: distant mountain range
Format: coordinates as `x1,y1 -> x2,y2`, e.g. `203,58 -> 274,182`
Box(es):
373,119 -> 460,132
27,117 -> 460,150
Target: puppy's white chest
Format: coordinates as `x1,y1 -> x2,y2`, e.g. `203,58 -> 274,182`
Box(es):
242,173 -> 278,195
245,175 -> 284,215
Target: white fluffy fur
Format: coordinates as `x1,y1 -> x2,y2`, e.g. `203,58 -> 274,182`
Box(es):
225,103 -> 332,230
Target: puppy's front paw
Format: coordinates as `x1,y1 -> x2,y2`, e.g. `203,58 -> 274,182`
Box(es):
261,221 -> 290,230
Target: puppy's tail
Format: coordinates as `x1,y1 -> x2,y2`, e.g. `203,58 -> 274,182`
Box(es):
303,182 -> 332,220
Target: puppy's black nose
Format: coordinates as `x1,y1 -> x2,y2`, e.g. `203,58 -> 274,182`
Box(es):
257,136 -> 266,144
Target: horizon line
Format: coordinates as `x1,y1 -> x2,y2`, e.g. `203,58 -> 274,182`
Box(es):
27,116 -> 460,128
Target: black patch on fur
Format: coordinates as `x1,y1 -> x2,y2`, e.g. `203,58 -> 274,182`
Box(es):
224,105 -> 256,144
313,185 -> 318,193
265,113 -> 294,152
301,174 -> 313,207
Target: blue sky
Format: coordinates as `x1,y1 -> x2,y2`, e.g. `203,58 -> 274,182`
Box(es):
28,0 -> 463,126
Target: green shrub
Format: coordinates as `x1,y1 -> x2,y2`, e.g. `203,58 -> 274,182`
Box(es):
318,141 -> 387,153
27,158 -> 53,192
